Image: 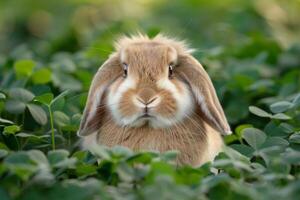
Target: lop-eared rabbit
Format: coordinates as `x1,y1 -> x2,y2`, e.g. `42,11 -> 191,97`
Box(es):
78,34 -> 231,166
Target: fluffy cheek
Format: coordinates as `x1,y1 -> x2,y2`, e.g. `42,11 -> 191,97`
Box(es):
154,78 -> 195,127
107,77 -> 138,126
154,90 -> 177,117
118,90 -> 139,117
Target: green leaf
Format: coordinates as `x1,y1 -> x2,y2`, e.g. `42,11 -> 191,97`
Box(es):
127,152 -> 157,164
34,93 -> 54,106
235,124 -> 253,140
71,113 -> 81,125
27,104 -> 48,125
14,59 -> 36,78
52,72 -> 82,91
160,150 -> 179,162
16,133 -> 38,138
271,113 -> 291,120
111,146 -> 133,158
53,111 -> 70,127
289,134 -> 300,144
4,152 -> 31,165
5,100 -> 26,114
230,144 -> 254,157
279,123 -> 294,133
0,149 -> 8,159
0,92 -> 6,100
3,125 -> 21,135
270,101 -> 293,113
48,149 -> 70,166
28,150 -> 49,166
283,149 -> 300,164
0,117 -> 14,124
242,128 -> 267,150
15,133 -> 50,141
261,137 -> 289,148
4,152 -> 37,181
50,90 -> 69,107
31,68 -> 52,84
292,93 -> 300,107
9,88 -> 35,103
75,164 -> 97,177
249,106 -> 271,118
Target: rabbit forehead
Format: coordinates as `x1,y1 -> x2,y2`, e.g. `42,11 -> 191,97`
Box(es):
120,43 -> 177,78
115,34 -> 194,55
121,43 -> 176,62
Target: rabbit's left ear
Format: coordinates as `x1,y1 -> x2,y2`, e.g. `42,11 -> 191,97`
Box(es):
176,55 -> 232,135
78,54 -> 122,136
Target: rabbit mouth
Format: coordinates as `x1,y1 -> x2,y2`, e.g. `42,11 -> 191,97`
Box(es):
139,113 -> 153,119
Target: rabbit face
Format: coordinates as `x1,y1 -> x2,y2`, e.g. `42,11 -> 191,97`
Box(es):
78,34 -> 231,137
107,43 -> 194,128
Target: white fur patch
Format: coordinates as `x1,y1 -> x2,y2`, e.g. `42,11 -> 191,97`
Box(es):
107,76 -> 138,126
155,78 -> 194,128
107,76 -> 194,129
81,131 -> 98,148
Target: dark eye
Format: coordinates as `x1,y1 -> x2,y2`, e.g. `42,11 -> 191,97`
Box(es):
168,63 -> 174,78
122,63 -> 128,77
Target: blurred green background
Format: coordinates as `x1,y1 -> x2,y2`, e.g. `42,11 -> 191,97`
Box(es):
1,0 -> 300,55
1,1 -> 300,199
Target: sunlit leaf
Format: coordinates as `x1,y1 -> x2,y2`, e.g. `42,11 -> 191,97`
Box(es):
31,68 -> 52,84
0,92 -> 6,100
14,59 -> 36,78
0,118 -> 14,124
3,125 -> 21,135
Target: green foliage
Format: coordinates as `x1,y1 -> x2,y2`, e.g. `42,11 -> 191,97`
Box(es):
0,0 -> 300,199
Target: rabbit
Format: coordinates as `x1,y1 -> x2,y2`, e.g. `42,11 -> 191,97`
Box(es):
78,34 -> 232,166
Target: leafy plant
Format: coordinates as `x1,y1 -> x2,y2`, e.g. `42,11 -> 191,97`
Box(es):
0,0 -> 300,199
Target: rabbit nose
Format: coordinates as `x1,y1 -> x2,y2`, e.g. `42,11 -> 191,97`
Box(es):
136,87 -> 156,105
135,88 -> 160,108
136,96 -> 158,106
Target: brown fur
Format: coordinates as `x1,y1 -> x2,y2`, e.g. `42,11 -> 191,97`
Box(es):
78,34 -> 231,166
98,105 -> 209,166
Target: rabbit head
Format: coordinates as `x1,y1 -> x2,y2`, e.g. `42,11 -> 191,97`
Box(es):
78,34 -> 231,137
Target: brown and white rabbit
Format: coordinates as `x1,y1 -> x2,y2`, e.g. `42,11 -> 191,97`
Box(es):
78,34 -> 232,166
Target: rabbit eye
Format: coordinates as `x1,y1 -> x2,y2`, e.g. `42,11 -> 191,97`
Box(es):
168,64 -> 174,78
122,63 -> 128,78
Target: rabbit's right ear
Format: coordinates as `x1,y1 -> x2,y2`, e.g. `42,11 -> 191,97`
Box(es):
78,54 -> 121,136
175,54 -> 232,135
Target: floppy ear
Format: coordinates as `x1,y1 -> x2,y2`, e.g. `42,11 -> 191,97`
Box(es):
176,55 -> 232,135
78,54 -> 122,136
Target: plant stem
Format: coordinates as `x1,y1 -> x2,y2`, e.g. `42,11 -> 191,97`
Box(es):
14,135 -> 20,150
48,105 -> 55,150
